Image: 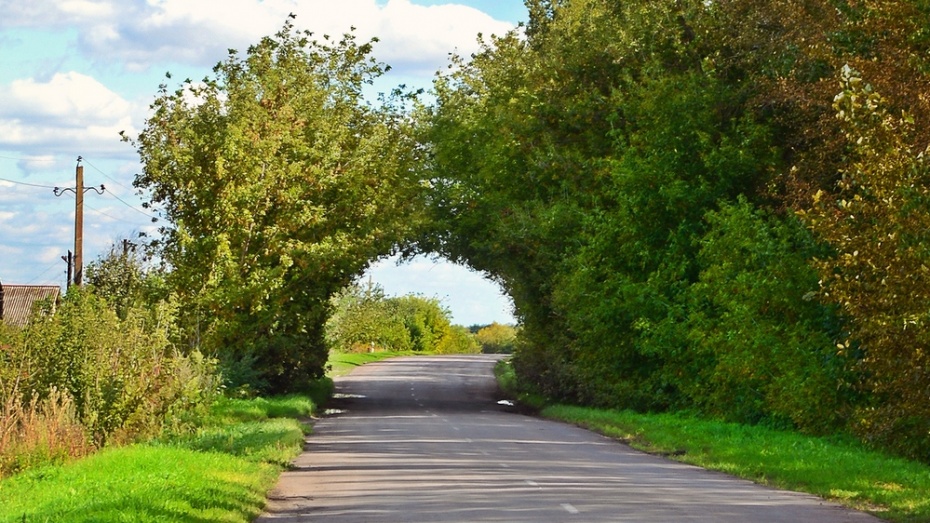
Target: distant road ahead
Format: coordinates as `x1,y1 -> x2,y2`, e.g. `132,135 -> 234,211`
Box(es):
257,355 -> 882,522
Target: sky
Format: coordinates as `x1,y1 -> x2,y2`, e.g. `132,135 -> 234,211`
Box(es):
0,0 -> 526,326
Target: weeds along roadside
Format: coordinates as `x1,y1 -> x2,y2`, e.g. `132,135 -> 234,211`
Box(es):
494,358 -> 930,523
0,288 -> 218,479
0,281 -> 417,483
0,283 -> 334,521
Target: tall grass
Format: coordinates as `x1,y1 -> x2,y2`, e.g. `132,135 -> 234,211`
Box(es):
0,383 -> 93,477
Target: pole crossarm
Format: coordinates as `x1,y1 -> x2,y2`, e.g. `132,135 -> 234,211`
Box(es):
53,184 -> 105,196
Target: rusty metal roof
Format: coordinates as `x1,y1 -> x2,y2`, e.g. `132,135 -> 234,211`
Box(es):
0,284 -> 61,327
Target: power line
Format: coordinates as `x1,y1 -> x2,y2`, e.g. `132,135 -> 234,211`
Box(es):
0,176 -> 58,189
101,190 -> 158,221
23,258 -> 65,286
85,202 -> 137,224
1,153 -> 159,220
82,157 -> 158,221
86,203 -> 153,227
83,157 -> 135,193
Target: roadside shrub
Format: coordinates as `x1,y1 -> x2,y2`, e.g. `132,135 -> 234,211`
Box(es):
435,324 -> 481,354
0,288 -> 219,474
802,67 -> 930,461
326,282 -> 471,354
681,200 -> 854,433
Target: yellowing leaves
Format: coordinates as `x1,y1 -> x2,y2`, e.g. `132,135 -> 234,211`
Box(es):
803,65 -> 930,458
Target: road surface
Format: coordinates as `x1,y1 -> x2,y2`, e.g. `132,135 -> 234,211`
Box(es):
257,355 -> 882,522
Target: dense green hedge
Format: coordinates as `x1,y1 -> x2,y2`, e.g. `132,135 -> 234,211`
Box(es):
422,0 -> 930,462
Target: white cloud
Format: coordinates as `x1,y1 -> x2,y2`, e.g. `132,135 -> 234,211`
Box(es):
58,0 -> 115,18
1,72 -> 130,123
0,72 -> 137,154
2,0 -> 513,78
15,155 -> 61,174
373,0 -> 510,72
38,245 -> 64,264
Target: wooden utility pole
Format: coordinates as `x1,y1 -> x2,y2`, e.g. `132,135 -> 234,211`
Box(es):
74,162 -> 84,286
54,157 -> 105,288
61,250 -> 73,290
121,238 -> 135,256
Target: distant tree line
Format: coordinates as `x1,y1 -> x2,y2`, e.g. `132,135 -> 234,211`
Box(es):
325,281 -> 476,354
324,280 -> 517,355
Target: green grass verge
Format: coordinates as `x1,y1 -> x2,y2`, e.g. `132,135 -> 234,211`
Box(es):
542,404 -> 930,523
495,357 -> 930,522
0,395 -> 316,522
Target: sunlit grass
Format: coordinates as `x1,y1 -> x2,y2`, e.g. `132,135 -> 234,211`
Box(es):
205,395 -> 315,424
0,446 -> 277,522
0,393 -> 318,522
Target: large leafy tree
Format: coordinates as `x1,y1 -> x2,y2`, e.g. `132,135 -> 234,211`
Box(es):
423,0 -> 634,398
129,19 -> 424,393
803,66 -> 930,459
422,0 -> 930,459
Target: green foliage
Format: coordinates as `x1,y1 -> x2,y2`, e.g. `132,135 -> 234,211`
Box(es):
435,324 -> 481,354
474,322 -> 517,354
0,289 -> 218,451
325,282 -> 479,354
392,294 -> 451,352
84,241 -> 152,320
547,70 -> 779,410
683,199 -> 853,432
419,0 -> 930,462
494,358 -> 546,411
93,0 -> 930,463
423,0 -> 630,402
326,282 -> 409,352
128,19 -> 425,394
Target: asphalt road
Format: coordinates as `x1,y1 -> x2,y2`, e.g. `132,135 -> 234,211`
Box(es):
256,355 -> 883,522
